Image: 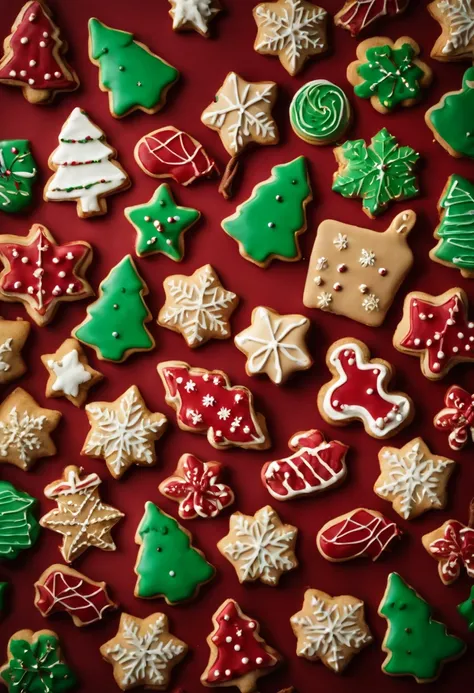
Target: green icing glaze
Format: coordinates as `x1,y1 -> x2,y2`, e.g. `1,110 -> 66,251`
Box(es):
1,634 -> 76,693
332,128 -> 419,217
222,157 -> 311,266
0,481 -> 39,560
74,255 -> 153,362
458,586 -> 474,631
355,43 -> 424,111
135,501 -> 214,603
0,140 -> 37,214
290,80 -> 351,143
380,573 -> 465,681
433,174 -> 474,274
429,68 -> 474,159
125,184 -> 200,260
88,18 -> 179,117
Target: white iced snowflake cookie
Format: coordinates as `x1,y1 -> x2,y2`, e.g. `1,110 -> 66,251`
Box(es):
429,0 -> 474,61
168,0 -> 221,36
42,338 -> 103,407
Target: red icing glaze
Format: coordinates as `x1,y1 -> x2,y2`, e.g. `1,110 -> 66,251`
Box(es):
0,226 -> 90,317
160,364 -> 267,448
336,0 -> 410,36
434,385 -> 474,451
136,127 -> 218,186
318,509 -> 401,562
36,568 -> 113,625
205,600 -> 278,684
399,293 -> 474,376
0,1 -> 76,91
429,520 -> 474,583
160,455 -> 234,519
262,430 -> 348,500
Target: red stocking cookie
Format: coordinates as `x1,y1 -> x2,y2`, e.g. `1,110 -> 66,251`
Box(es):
434,385 -> 474,451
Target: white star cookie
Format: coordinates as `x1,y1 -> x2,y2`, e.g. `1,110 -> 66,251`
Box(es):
168,0 -> 221,36
42,338 -> 103,407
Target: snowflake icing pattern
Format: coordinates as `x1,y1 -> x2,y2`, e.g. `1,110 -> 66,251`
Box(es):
359,249 -> 376,267
362,294 -> 380,312
0,407 -> 45,465
438,0 -> 474,54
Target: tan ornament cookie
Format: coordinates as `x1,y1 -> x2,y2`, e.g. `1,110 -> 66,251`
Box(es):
422,500 -> 474,585
291,589 -> 372,673
158,264 -> 238,348
81,385 -> 167,480
169,0 -> 221,36
375,437 -> 455,520
303,210 -> 415,326
428,0 -> 474,61
101,612 -> 188,691
218,506 -> 298,586
253,0 -> 328,76
235,306 -> 312,384
40,465 -> 124,563
0,317 -> 30,385
41,338 -> 103,407
0,387 -> 61,471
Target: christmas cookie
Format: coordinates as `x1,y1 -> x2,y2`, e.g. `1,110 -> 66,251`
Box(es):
303,210 -> 415,326
0,140 -> 37,213
0,318 -> 30,385
0,629 -> 76,692
347,37 -> 431,113
44,107 -> 130,217
375,437 -> 455,520
201,599 -> 281,691
426,68 -> 474,158
318,338 -> 413,439
73,255 -> 154,363
125,185 -> 200,261
41,338 -> 103,407
157,264 -> 238,347
422,507 -> 474,585
253,0 -> 328,76
158,453 -> 234,520
317,508 -> 401,562
0,1 -> 79,104
262,429 -> 348,501
290,80 -> 351,145
291,589 -> 372,672
393,287 -> 474,379
158,360 -> 270,450
333,128 -> 419,217
0,387 -> 61,471
379,572 -> 465,682
40,465 -> 124,564
134,126 -> 218,185
458,586 -> 474,630
134,501 -> 215,603
0,480 -> 39,559
335,0 -> 410,36
218,506 -> 298,586
34,564 -> 116,627
235,306 -> 312,384
169,0 -> 221,35
82,385 -> 167,480
222,157 -> 312,267
429,0 -> 474,61
434,385 -> 474,450
88,18 -> 179,118
101,612 -> 188,690
0,223 -> 93,327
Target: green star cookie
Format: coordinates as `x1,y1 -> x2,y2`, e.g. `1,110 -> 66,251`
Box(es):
125,185 -> 200,261
458,586 -> 474,631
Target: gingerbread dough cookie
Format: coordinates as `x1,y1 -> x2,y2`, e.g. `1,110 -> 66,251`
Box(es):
0,318 -> 30,385
422,511 -> 474,585
428,0 -> 474,61
41,338 -> 103,407
169,0 -> 221,35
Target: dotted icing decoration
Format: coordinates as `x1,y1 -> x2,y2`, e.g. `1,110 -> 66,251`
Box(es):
290,80 -> 351,144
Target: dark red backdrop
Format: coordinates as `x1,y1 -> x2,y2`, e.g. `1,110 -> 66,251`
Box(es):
0,0 -> 473,691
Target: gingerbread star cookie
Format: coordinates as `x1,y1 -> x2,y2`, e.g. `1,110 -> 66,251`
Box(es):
235,306 -> 312,384
158,264 -> 238,348
375,437 -> 455,520
0,317 -> 30,385
41,338 -> 103,408
168,0 -> 221,36
291,589 -> 372,673
40,465 -> 124,563
217,505 -> 298,586
253,0 -> 328,76
429,0 -> 474,61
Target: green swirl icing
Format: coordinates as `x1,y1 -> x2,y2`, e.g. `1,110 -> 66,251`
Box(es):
290,80 -> 351,144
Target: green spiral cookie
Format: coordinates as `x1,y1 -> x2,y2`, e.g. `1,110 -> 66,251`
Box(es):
290,80 -> 351,145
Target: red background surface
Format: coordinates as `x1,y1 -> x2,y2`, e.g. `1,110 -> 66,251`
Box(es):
1,0 -> 474,691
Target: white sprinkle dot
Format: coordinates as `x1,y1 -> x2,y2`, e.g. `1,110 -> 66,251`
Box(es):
20,37 -> 28,44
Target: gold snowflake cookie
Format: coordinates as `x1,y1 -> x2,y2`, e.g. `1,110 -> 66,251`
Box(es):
41,338 -> 103,407
0,317 -> 30,385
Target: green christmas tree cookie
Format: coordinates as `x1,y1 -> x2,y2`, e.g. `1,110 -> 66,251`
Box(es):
333,128 -> 419,218
73,255 -> 154,363
0,481 -> 40,560
379,572 -> 465,682
221,157 -> 312,268
426,68 -> 474,159
0,629 -> 76,693
0,140 -> 37,214
134,501 -> 215,603
125,184 -> 200,260
458,586 -> 474,631
88,18 -> 179,118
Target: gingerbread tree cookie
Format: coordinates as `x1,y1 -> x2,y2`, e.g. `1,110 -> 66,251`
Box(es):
426,68 -> 474,159
169,0 -> 221,35
0,140 -> 37,214
0,317 -> 30,385
0,480 -> 39,559
335,0 -> 410,36
429,0 -> 474,61
41,338 -> 103,407
434,385 -> 474,450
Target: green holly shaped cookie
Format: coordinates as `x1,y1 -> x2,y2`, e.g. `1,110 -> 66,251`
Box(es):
0,481 -> 40,560
125,185 -> 200,260
458,586 -> 474,631
0,140 -> 37,214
